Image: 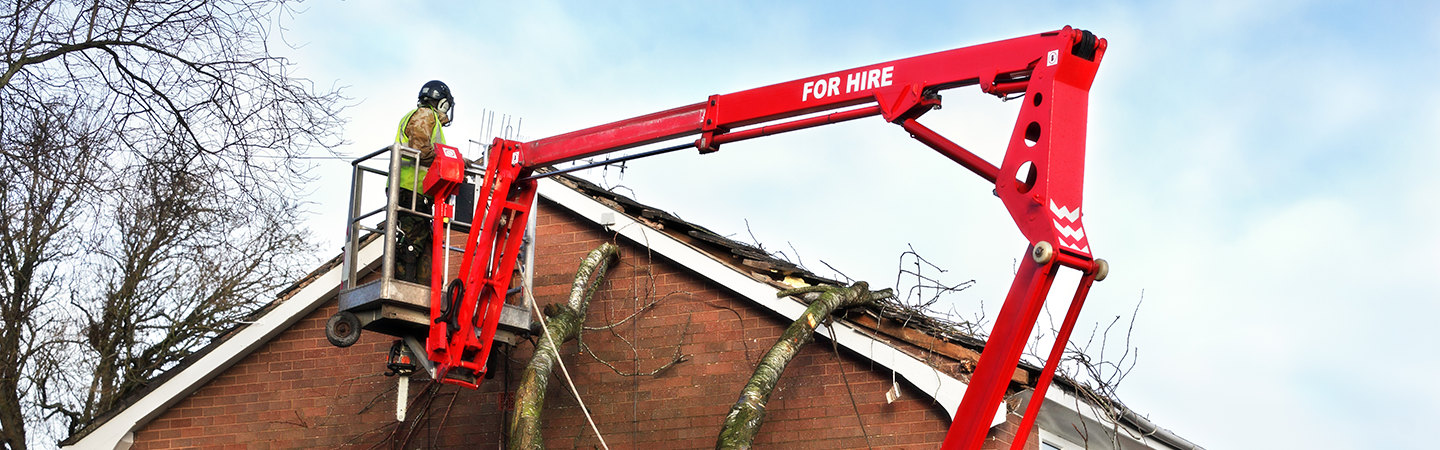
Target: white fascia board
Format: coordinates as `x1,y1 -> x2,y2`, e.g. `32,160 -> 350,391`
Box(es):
539,178 -> 1003,427
62,242 -> 380,450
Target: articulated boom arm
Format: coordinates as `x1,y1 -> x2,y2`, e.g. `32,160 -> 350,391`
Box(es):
425,26 -> 1107,450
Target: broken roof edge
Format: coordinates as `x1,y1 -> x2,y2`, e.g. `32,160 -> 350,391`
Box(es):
538,177 -> 1004,425
549,175 -> 995,350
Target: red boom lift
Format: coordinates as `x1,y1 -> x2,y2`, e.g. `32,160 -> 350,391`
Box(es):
345,26 -> 1107,450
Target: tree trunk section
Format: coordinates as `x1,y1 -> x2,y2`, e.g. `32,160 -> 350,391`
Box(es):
509,243 -> 620,450
715,282 -> 893,450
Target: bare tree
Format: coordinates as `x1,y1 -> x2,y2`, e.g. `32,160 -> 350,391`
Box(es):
0,100 -> 106,450
60,154 -> 314,424
1,1 -> 346,448
1,0 -> 345,175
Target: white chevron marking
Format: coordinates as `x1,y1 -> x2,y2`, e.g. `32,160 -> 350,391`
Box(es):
1060,240 -> 1091,254
1049,200 -> 1081,223
1053,220 -> 1086,241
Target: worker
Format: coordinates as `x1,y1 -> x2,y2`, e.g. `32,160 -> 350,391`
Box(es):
393,80 -> 455,284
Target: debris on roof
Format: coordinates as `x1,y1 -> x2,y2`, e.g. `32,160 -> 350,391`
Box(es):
551,174 -> 1002,364
551,174 -> 836,289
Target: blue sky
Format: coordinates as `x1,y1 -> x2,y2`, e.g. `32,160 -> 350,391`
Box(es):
276,1 -> 1440,448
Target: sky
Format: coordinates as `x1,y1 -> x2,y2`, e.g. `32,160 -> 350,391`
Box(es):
273,1 -> 1440,448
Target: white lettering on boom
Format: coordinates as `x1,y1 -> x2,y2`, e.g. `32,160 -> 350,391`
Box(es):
804,66 -> 894,102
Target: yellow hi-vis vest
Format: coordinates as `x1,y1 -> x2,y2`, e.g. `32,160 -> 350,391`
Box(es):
395,107 -> 446,196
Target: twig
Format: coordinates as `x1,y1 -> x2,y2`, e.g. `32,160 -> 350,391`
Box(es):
583,291 -> 683,331
743,218 -> 765,251
267,409 -> 308,428
356,381 -> 397,415
336,422 -> 396,449
581,316 -> 692,377
705,300 -> 752,362
786,241 -> 807,270
819,259 -> 853,283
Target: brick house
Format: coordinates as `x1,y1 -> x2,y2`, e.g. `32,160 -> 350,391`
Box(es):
60,175 -> 1199,450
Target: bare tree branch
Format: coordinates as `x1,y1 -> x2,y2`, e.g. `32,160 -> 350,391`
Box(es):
715,282 -> 893,449
1,2 -> 346,448
509,244 -> 620,450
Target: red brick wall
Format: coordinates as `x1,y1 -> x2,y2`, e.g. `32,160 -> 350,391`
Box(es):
130,199 -> 1034,449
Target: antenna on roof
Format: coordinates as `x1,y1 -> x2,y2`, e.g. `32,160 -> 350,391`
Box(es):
470,109 -> 525,166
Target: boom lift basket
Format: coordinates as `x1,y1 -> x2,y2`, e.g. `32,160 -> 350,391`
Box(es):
329,144 -> 533,377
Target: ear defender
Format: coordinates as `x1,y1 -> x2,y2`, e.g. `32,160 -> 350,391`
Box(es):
437,98 -> 453,125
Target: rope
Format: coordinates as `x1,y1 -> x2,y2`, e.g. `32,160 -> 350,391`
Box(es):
521,267 -> 612,450
828,322 -> 875,450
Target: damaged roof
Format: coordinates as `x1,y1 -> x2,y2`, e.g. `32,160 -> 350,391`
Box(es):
550,174 -> 995,351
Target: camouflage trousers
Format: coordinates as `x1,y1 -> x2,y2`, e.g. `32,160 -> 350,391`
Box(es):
395,189 -> 433,284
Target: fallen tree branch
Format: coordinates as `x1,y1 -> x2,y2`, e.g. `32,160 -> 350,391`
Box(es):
509,243 -> 620,450
715,281 -> 894,449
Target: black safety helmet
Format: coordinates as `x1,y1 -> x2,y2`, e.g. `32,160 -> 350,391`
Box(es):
418,80 -> 454,126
